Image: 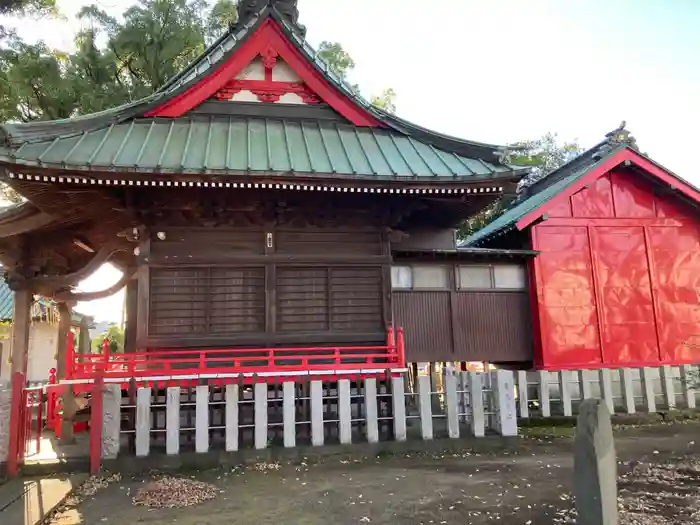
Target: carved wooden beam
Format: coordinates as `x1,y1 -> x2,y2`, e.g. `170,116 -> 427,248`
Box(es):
0,203 -> 55,238
19,239 -> 127,293
54,269 -> 136,302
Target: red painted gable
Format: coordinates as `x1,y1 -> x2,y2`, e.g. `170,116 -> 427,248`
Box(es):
529,164 -> 700,370
146,18 -> 381,127
516,148 -> 700,230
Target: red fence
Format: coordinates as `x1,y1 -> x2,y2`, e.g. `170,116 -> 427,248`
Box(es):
66,327 -> 406,380
6,372 -> 44,476
7,370 -> 104,477
7,328 -> 405,477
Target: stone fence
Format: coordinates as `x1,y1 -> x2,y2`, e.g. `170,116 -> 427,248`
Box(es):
515,365 -> 697,418
100,369 -> 518,459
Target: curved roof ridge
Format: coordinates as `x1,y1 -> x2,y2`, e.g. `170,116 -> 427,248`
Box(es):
1,5 -> 515,166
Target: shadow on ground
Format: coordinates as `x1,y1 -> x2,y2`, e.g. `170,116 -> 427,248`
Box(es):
47,422 -> 700,525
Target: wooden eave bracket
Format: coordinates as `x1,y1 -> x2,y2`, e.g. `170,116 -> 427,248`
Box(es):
54,268 -> 136,302
17,239 -> 127,294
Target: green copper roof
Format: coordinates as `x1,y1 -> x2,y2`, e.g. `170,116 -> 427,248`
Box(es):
0,280 -> 13,320
0,5 -> 522,182
0,279 -> 94,325
1,117 -> 516,180
463,143 -> 627,246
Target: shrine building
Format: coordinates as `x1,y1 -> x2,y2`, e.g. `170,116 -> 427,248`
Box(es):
0,0 -> 699,473
0,0 -> 535,378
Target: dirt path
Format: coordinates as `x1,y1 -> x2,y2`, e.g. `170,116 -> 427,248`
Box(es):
48,422 -> 700,525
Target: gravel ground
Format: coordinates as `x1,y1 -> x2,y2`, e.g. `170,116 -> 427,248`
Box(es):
47,422 -> 700,525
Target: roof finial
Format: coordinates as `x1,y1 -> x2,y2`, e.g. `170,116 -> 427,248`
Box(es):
234,0 -> 306,36
604,120 -> 638,149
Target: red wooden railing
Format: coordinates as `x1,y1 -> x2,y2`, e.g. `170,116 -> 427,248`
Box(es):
6,372 -> 44,477
65,326 -> 406,380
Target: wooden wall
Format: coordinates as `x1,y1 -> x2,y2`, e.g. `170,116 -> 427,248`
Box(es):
137,226 -> 391,349
392,262 -> 533,363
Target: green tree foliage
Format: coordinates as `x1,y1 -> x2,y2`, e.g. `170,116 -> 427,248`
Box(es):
509,132 -> 583,188
317,40 -> 355,79
0,0 -> 239,123
205,0 -> 239,43
91,324 -> 125,354
458,195 -> 515,241
2,3 -> 392,206
316,41 -> 397,110
0,0 -> 56,16
370,87 -> 396,114
0,1 -> 389,121
458,133 -> 583,240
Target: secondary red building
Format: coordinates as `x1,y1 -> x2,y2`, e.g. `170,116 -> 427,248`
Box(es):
466,127 -> 700,370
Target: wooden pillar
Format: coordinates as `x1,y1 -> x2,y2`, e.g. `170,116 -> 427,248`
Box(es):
78,315 -> 91,355
124,278 -> 138,353
10,289 -> 31,375
55,302 -> 72,380
56,301 -> 78,443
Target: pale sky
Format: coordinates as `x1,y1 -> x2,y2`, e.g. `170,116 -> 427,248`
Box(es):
3,0 -> 699,322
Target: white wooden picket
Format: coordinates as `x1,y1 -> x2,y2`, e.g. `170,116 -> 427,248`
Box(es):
104,364 -> 698,459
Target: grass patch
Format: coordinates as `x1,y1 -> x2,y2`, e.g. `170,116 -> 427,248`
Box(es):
520,425 -> 575,438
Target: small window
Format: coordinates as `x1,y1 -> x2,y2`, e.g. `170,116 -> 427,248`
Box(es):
413,266 -> 448,289
391,265 -> 449,290
391,266 -> 412,289
457,264 -> 527,290
458,266 -> 492,289
494,265 -> 527,289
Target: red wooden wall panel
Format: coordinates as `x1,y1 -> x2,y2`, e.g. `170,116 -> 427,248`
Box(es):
547,198 -> 573,218
531,167 -> 700,369
571,176 -> 614,218
647,224 -> 700,362
611,171 -> 655,217
590,226 -> 659,365
532,225 -> 602,368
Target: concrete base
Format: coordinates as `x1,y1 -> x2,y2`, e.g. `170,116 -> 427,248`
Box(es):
0,474 -> 86,525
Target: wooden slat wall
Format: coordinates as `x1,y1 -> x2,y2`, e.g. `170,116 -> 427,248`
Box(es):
209,268 -> 266,334
149,268 -> 208,335
393,290 -> 533,363
393,292 -> 453,361
330,267 -> 383,332
452,292 -> 532,362
276,267 -> 384,333
277,268 -> 329,332
143,226 -> 390,347
149,267 -> 266,336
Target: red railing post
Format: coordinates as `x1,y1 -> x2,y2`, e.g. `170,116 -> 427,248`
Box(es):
65,331 -> 75,380
89,372 -> 104,475
46,368 -> 57,428
386,326 -> 395,349
20,390 -> 29,459
102,337 -> 110,371
35,389 -> 43,455
396,327 -> 405,367
7,371 -> 25,477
